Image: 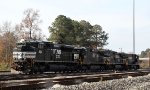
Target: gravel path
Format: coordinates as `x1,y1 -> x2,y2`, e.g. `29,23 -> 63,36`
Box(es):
48,74 -> 150,90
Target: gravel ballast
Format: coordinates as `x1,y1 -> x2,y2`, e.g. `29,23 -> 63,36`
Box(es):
48,74 -> 150,90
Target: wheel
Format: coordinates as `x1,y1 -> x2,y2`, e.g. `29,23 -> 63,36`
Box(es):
23,67 -> 32,74
33,66 -> 39,74
39,66 -> 45,74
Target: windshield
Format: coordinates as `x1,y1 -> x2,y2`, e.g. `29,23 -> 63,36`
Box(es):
13,46 -> 35,52
21,46 -> 35,51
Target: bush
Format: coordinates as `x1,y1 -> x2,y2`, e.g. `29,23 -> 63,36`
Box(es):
0,62 -> 10,71
139,60 -> 149,68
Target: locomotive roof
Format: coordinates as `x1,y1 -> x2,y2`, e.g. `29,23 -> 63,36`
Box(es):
22,40 -> 50,43
99,49 -> 117,53
74,47 -> 86,50
127,53 -> 138,56
53,44 -> 74,49
17,39 -> 52,44
98,49 -> 117,57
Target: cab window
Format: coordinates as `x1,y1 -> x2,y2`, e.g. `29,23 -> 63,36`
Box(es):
38,43 -> 44,49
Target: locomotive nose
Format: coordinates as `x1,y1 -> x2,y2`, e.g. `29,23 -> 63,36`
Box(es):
13,52 -> 24,60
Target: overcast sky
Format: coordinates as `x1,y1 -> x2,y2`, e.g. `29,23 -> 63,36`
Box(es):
0,0 -> 150,54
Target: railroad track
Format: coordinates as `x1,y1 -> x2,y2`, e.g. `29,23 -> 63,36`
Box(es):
0,71 -> 11,75
0,70 -> 121,81
0,69 -> 150,90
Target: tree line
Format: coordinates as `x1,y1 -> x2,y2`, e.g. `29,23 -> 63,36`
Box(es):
0,9 -> 108,70
48,15 -> 108,48
140,48 -> 150,58
0,9 -> 43,69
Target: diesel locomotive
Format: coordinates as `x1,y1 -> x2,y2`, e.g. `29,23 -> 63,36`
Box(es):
12,40 -> 139,74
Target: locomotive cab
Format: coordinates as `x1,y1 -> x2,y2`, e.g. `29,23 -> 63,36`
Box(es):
127,54 -> 139,70
13,42 -> 36,61
12,40 -> 38,73
73,47 -> 86,64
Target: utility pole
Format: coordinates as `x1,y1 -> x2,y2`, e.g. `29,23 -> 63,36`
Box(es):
149,52 -> 150,67
29,28 -> 31,40
119,48 -> 122,52
133,0 -> 135,54
96,28 -> 97,49
29,26 -> 32,42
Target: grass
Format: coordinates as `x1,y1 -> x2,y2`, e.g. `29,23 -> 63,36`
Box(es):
0,62 -> 11,71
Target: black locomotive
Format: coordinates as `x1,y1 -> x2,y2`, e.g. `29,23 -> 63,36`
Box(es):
12,40 -> 139,74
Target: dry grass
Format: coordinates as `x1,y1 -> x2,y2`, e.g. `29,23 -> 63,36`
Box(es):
139,60 -> 150,69
0,62 -> 11,71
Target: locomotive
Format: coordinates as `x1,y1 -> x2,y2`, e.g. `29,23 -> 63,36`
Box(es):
12,40 -> 139,74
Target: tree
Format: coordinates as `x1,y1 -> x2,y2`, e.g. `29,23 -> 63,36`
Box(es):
140,48 -> 150,58
48,15 -> 73,44
71,20 -> 83,45
79,20 -> 93,46
90,24 -> 108,48
14,23 -> 25,41
0,38 -> 4,60
48,15 -> 108,48
17,8 -> 43,40
0,22 -> 17,64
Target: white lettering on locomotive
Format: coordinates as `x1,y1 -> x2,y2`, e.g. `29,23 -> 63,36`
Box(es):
13,52 -> 36,59
53,49 -> 61,54
56,50 -> 61,54
39,50 -> 42,54
74,54 -> 79,59
52,49 -> 61,58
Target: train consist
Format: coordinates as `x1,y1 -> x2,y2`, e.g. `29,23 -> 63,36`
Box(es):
12,40 -> 139,74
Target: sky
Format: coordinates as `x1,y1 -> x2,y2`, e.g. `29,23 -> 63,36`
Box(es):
0,0 -> 150,54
